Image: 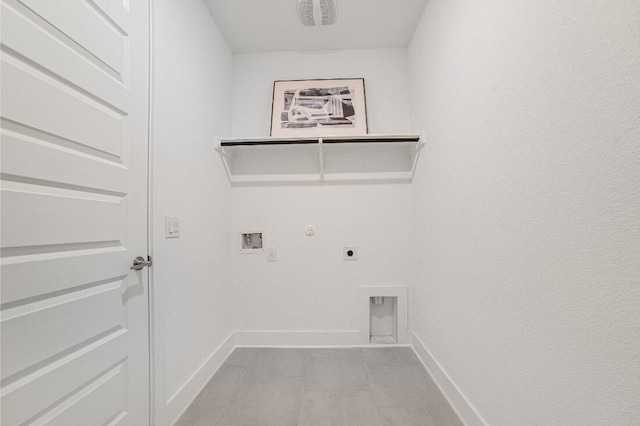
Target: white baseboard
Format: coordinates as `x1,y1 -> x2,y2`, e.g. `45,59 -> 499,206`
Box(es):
234,330 -> 362,347
410,331 -> 488,426
167,332 -> 236,425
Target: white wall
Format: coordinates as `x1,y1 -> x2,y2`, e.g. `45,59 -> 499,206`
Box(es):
231,184 -> 414,340
230,50 -> 416,342
408,1 -> 640,425
152,0 -> 234,423
231,49 -> 411,136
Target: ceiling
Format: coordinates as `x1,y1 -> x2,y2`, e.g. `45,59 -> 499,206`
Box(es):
203,0 -> 430,54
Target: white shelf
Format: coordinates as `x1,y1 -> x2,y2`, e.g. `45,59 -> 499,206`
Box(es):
215,134 -> 424,185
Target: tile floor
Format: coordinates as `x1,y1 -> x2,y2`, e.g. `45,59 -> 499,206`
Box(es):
175,347 -> 463,426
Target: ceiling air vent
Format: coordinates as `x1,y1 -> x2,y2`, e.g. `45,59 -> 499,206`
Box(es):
298,0 -> 337,26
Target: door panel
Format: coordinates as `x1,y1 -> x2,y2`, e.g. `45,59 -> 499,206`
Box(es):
18,0 -> 128,74
42,362 -> 128,426
0,128 -> 128,194
1,184 -> 126,248
1,1 -> 128,111
1,0 -> 150,424
1,57 -> 127,161
2,279 -> 127,378
1,330 -> 128,425
2,248 -> 127,305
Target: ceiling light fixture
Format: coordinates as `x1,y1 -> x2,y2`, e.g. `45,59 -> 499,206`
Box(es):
297,0 -> 337,26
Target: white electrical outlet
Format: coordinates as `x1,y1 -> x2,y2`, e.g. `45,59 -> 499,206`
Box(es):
343,247 -> 358,260
267,248 -> 277,262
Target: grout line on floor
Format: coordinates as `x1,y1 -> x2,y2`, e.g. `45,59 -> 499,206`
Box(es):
295,350 -> 313,425
218,364 -> 248,424
363,349 -> 385,426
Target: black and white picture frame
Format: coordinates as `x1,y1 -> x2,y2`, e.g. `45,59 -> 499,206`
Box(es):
270,78 -> 368,138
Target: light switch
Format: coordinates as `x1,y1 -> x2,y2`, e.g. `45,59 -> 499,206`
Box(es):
165,216 -> 180,238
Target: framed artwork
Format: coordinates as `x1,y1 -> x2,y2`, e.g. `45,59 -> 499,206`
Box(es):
270,78 -> 368,138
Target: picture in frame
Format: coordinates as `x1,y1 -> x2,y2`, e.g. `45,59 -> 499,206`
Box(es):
270,78 -> 368,138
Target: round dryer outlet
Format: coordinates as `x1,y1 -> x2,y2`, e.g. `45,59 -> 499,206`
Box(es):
343,247 -> 358,260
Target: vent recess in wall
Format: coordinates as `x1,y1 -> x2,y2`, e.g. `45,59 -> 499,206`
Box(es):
298,0 -> 337,26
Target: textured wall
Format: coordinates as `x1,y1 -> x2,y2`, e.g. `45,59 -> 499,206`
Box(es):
152,0 -> 234,421
408,0 -> 640,424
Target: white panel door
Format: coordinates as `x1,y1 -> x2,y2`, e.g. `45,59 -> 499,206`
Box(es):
1,0 -> 150,425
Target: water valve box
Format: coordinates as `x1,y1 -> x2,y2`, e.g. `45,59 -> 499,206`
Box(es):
240,232 -> 263,253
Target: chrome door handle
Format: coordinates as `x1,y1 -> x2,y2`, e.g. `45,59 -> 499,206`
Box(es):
131,256 -> 152,270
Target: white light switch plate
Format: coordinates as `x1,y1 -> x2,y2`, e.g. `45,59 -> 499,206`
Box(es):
165,216 -> 180,238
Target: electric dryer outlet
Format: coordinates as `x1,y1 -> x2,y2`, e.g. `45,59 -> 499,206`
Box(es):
343,247 -> 358,260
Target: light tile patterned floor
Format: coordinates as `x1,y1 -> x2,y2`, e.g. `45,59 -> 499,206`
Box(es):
175,347 -> 463,426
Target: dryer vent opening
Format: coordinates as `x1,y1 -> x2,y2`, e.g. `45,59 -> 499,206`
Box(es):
370,296 -> 397,344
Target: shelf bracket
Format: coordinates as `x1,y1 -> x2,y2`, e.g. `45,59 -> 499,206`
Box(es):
215,139 -> 234,183
215,146 -> 234,161
318,137 -> 325,181
409,133 -> 426,181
